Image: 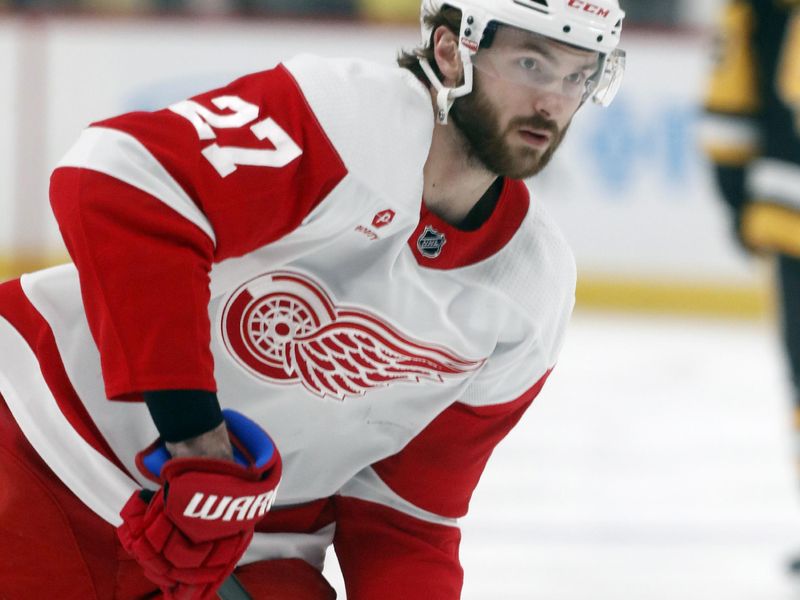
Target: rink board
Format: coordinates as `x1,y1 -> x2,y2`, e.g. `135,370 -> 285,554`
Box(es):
0,17 -> 764,314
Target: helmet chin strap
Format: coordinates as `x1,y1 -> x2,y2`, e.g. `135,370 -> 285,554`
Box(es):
419,47 -> 475,125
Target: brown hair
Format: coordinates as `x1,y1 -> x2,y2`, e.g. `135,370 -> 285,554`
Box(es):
396,6 -> 463,83
398,6 -> 500,84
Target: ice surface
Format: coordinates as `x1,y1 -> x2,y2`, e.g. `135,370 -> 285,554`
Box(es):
323,310 -> 800,599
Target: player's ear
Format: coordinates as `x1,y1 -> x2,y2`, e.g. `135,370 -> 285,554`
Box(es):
432,25 -> 464,87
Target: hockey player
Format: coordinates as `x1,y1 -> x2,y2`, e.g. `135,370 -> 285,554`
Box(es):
0,0 -> 625,598
701,0 -> 800,572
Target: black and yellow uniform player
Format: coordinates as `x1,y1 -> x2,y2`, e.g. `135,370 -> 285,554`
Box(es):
703,0 -> 800,571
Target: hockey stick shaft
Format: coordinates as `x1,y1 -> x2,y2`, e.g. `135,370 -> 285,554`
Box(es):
218,574 -> 253,600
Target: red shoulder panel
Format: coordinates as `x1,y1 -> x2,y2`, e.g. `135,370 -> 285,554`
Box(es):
92,65 -> 348,261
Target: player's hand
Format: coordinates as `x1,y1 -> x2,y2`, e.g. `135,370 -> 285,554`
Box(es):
117,410 -> 281,600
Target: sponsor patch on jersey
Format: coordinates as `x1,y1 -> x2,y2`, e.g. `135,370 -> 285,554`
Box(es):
417,226 -> 447,259
354,209 -> 397,241
372,209 -> 396,228
220,270 -> 484,400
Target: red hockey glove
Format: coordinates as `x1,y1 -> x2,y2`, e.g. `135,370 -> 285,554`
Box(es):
118,410 -> 281,600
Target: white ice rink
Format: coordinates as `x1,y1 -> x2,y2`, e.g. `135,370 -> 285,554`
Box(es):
323,310 -> 800,599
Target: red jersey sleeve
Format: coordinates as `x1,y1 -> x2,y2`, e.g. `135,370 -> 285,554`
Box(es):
333,372 -> 550,598
50,65 -> 347,399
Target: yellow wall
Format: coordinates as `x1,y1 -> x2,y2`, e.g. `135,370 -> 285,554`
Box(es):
576,275 -> 771,319
357,0 -> 419,21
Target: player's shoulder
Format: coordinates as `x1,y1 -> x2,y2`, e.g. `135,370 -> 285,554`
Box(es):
521,194 -> 576,298
523,192 -> 576,274
454,185 -> 575,406
281,54 -> 434,187
282,53 -> 431,120
285,53 -> 427,93
474,185 -> 576,320
500,191 -> 576,366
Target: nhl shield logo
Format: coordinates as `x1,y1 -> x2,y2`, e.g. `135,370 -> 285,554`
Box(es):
417,226 -> 446,259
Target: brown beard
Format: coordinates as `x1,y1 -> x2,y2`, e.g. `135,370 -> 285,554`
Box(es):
449,78 -> 570,180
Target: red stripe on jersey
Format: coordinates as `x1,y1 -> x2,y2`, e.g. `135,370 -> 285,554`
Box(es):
372,370 -> 551,519
410,178 -> 530,269
0,278 -> 133,477
333,495 -> 463,600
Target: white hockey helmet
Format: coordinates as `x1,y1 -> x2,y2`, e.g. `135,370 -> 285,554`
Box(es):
418,0 -> 626,123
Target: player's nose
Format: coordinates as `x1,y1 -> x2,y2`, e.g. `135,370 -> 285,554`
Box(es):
532,90 -> 570,122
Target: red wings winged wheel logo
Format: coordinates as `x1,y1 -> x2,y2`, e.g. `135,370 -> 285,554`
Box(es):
221,271 -> 485,400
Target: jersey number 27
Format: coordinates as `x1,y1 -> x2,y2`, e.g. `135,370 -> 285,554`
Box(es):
169,95 -> 303,177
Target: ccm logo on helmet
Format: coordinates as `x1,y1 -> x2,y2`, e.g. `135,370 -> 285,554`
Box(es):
567,0 -> 611,18
182,490 -> 277,522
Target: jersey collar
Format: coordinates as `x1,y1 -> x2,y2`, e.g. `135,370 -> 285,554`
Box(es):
409,178 -> 531,269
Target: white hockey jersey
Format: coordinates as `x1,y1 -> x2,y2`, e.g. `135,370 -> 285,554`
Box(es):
0,54 -> 575,596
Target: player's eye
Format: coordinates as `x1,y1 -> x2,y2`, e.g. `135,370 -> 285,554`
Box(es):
565,72 -> 587,86
518,57 -> 540,71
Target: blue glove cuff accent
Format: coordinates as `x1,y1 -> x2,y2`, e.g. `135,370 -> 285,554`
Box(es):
222,409 -> 275,469
142,444 -> 171,479
139,410 -> 275,477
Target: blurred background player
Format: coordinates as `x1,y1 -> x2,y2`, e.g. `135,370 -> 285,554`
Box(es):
0,0 -> 626,598
701,0 -> 800,572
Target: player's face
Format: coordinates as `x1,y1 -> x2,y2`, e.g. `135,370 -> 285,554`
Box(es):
451,27 -> 600,179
